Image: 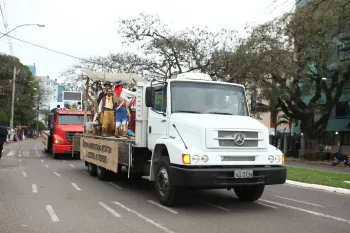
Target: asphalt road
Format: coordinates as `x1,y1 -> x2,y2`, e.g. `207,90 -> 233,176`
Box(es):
1,139 -> 349,233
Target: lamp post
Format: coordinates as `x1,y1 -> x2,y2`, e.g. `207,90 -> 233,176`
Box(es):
7,24 -> 45,132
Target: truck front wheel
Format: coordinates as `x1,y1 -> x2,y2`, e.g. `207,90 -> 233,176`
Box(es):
154,157 -> 178,207
234,185 -> 265,202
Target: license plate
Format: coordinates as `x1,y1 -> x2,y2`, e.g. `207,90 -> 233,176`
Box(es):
234,170 -> 253,178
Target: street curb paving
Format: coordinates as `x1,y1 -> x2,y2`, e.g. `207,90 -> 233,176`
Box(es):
286,180 -> 350,195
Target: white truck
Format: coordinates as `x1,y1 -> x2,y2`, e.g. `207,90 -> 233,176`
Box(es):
73,71 -> 286,206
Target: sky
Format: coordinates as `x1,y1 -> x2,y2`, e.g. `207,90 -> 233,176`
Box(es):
0,0 -> 295,82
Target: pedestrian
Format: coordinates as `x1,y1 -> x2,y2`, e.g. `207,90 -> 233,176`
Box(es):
331,143 -> 343,166
0,126 -> 8,159
324,145 -> 331,161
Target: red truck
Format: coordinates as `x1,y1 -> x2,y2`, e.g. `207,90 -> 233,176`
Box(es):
41,108 -> 89,159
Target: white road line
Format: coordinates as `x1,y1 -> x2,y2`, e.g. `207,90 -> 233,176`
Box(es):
274,195 -> 324,208
148,200 -> 178,214
34,145 -> 37,151
22,172 -> 28,177
40,160 -> 44,163
32,184 -> 38,193
45,164 -> 49,168
18,154 -> 22,157
46,205 -> 59,222
36,152 -> 41,157
18,159 -> 22,162
7,150 -> 14,156
71,183 -> 81,191
113,202 -> 175,233
99,202 -> 121,218
260,199 -> 350,224
62,160 -> 67,162
83,171 -> 89,175
257,202 -> 278,209
199,200 -> 230,212
108,182 -> 123,190
53,172 -> 61,177
69,164 -> 75,168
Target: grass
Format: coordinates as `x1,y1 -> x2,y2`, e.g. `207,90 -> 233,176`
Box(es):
286,166 -> 350,189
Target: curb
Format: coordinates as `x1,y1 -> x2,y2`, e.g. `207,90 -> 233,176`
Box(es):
286,180 -> 350,195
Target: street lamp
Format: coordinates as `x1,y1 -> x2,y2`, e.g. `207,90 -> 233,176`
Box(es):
0,24 -> 45,39
7,24 -> 45,134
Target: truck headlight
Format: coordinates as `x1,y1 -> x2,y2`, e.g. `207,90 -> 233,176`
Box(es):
275,155 -> 281,163
201,155 -> 209,163
268,155 -> 274,163
182,154 -> 191,164
54,139 -> 64,144
192,155 -> 200,163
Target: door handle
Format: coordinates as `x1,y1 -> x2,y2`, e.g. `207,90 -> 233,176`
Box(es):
149,126 -> 151,133
161,120 -> 166,122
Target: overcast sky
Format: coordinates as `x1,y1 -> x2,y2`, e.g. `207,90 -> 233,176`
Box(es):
0,0 -> 294,82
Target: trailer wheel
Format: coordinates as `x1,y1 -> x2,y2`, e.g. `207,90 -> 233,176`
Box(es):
87,163 -> 97,176
154,157 -> 178,207
234,185 -> 265,202
97,166 -> 109,181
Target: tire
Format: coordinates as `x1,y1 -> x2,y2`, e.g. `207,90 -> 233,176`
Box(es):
154,157 -> 178,207
87,163 -> 97,176
53,152 -> 58,159
234,185 -> 265,202
97,166 -> 109,181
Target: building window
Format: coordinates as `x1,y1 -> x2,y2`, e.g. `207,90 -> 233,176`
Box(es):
341,132 -> 350,145
336,102 -> 350,118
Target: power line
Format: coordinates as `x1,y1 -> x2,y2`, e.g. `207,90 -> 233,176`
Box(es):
0,31 -> 105,66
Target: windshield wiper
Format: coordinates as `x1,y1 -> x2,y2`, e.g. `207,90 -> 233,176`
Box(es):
176,110 -> 202,114
207,111 -> 233,115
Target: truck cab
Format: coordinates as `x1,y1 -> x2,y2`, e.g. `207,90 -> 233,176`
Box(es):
141,73 -> 286,205
42,108 -> 89,159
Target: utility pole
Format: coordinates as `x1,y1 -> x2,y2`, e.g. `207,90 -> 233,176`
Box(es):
10,66 -> 16,130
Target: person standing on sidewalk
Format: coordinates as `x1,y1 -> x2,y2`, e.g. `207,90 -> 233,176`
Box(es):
0,126 -> 8,159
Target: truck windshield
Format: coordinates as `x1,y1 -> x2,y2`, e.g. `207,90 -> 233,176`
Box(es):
170,81 -> 248,116
57,115 -> 84,125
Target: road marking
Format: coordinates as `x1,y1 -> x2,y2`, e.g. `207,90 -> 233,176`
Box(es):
36,151 -> 41,157
18,159 -> 22,162
274,195 -> 324,208
53,172 -> 61,177
62,160 -> 67,162
24,152 -> 29,157
46,205 -> 59,222
34,145 -> 37,151
113,202 -> 175,233
44,164 -> 49,168
199,200 -> 230,212
40,160 -> 44,163
69,164 -> 75,168
83,171 -> 89,175
257,202 -> 278,209
22,172 -> 28,177
148,200 -> 178,214
18,154 -> 22,157
7,150 -> 15,156
32,184 -> 38,193
71,183 -> 81,191
99,202 -> 121,218
108,182 -> 123,190
260,199 -> 350,224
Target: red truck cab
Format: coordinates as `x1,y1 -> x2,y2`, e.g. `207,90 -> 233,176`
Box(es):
42,108 -> 90,159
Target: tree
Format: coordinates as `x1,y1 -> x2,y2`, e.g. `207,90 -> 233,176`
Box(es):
234,0 -> 350,143
118,13 -> 238,80
34,83 -> 52,129
0,53 -> 37,126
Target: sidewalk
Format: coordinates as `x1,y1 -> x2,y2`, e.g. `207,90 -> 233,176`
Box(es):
286,157 -> 350,174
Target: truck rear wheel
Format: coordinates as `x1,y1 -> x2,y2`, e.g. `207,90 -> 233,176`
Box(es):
53,152 -> 58,159
97,166 -> 110,181
154,157 -> 178,207
87,163 -> 97,176
234,185 -> 265,202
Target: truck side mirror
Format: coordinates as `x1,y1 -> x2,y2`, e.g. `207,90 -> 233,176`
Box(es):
251,91 -> 257,112
145,87 -> 155,107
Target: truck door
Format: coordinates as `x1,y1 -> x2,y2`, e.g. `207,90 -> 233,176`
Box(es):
147,84 -> 168,150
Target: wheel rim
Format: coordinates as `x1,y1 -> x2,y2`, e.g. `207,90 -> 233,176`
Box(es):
157,167 -> 169,196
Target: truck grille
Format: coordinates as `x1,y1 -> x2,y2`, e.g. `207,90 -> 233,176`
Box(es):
217,131 -> 259,147
65,132 -> 81,142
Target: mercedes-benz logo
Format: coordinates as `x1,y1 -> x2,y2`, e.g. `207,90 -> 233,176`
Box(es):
233,133 -> 245,146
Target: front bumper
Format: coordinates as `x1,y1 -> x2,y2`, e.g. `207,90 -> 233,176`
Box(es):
170,165 -> 286,189
53,144 -> 73,154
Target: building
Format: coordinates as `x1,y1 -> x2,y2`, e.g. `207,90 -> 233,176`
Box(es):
26,64 -> 36,76
293,0 -> 350,147
34,75 -> 59,121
